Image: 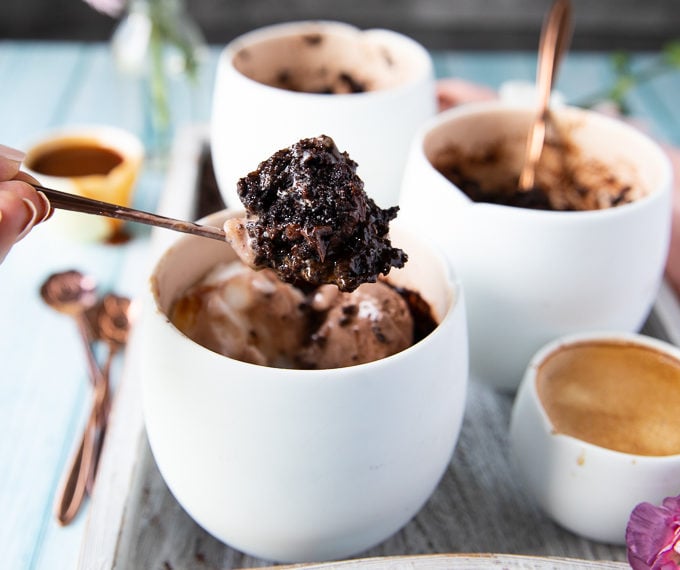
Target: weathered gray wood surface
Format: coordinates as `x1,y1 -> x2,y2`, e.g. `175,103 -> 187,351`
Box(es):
106,383 -> 632,569
4,0 -> 680,50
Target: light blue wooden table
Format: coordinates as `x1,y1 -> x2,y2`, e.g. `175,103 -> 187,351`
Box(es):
1,41 -> 679,570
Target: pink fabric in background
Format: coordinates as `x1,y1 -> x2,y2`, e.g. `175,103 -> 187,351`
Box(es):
435,79 -> 680,298
661,143 -> 680,297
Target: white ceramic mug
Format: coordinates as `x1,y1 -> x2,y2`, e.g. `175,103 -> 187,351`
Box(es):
509,331 -> 680,544
140,210 -> 468,562
23,124 -> 144,241
399,101 -> 673,391
211,21 -> 436,209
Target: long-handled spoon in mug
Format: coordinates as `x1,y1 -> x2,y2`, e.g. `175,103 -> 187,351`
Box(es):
517,0 -> 573,194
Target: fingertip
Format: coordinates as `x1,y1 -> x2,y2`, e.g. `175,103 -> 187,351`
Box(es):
0,189 -> 35,250
16,198 -> 39,241
0,144 -> 26,163
0,144 -> 24,181
35,191 -> 53,223
15,170 -> 41,186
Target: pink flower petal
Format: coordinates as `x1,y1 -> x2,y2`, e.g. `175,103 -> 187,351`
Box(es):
627,495 -> 680,570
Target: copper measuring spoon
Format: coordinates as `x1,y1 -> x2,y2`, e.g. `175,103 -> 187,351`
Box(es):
517,0 -> 573,192
53,401 -> 99,525
49,293 -> 133,525
40,270 -> 106,525
40,270 -> 102,389
33,184 -> 226,241
85,293 -> 132,494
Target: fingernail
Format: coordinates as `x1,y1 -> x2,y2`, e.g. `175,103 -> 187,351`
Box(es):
36,191 -> 53,222
16,197 -> 39,241
0,144 -> 26,164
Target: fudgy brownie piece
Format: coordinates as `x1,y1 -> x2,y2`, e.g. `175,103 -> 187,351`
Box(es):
432,142 -> 635,211
233,135 -> 406,292
439,163 -> 553,210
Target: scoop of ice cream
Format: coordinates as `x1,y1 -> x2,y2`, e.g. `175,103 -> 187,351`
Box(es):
170,261 -> 420,369
170,261 -> 307,367
298,281 -> 414,369
223,135 -> 407,292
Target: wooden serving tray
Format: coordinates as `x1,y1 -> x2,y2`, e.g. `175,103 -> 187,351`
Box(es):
79,125 -> 679,569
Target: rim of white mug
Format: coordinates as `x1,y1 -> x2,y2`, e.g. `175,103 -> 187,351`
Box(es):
413,100 -> 673,220
519,329 -> 680,462
217,20 -> 434,99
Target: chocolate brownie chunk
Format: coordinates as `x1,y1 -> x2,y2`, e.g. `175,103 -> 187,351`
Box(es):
232,135 -> 406,292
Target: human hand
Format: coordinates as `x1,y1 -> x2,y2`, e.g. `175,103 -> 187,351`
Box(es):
0,144 -> 52,263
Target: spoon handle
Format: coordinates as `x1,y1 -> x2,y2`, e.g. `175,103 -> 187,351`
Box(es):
518,0 -> 573,192
34,184 -> 227,242
86,371 -> 111,496
54,433 -> 86,525
54,399 -> 99,525
76,313 -> 105,389
54,370 -> 111,525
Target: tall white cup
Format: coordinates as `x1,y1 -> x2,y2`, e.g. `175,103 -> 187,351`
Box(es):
400,102 -> 673,391
141,209 -> 468,562
211,20 -> 436,209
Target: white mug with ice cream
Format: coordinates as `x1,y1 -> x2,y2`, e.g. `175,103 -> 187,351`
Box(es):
140,209 -> 468,562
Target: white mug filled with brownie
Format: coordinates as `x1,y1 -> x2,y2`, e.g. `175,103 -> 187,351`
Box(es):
140,136 -> 468,562
399,101 -> 673,391
211,20 -> 436,209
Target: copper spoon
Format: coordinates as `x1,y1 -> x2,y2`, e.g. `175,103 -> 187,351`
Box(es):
33,184 -> 226,241
53,398 -> 101,525
40,270 -> 108,525
517,0 -> 573,192
40,270 -> 103,390
85,293 -> 132,494
96,294 -> 132,379
50,293 -> 133,524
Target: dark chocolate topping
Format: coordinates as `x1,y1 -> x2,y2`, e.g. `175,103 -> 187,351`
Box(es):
236,135 -> 407,292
